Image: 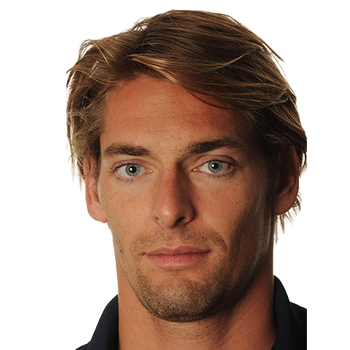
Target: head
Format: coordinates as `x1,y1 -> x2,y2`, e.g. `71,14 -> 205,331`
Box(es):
66,10 -> 306,321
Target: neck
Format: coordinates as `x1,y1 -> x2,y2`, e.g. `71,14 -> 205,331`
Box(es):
117,253 -> 276,350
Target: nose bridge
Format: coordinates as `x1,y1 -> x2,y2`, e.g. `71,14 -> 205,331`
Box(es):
152,167 -> 194,228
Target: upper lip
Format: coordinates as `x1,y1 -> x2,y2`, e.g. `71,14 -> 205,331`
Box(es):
146,246 -> 210,256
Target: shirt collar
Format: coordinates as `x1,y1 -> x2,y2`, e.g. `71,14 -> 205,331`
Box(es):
78,276 -> 306,349
272,276 -> 307,349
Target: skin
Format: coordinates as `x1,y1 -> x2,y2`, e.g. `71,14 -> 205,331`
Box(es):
85,78 -> 299,349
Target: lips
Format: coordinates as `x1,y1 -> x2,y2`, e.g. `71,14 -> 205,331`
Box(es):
148,246 -> 209,255
145,246 -> 211,270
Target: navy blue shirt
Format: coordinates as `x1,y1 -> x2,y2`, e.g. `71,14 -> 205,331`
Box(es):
77,276 -> 306,349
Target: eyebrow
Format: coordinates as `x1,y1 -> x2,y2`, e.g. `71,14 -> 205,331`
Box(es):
186,138 -> 247,154
103,144 -> 152,158
102,138 -> 246,160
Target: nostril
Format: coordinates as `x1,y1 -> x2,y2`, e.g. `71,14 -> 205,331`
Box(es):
174,216 -> 186,226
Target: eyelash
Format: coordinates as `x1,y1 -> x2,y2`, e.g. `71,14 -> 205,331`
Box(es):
195,158 -> 235,179
110,162 -> 146,183
110,158 -> 236,183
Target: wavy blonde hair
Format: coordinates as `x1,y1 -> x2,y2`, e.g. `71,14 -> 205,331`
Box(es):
67,10 -> 307,232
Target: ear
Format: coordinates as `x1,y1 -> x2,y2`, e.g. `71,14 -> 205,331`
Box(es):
272,145 -> 300,216
84,160 -> 108,223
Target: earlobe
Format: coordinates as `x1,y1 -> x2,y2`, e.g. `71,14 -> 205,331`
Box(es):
84,161 -> 108,223
272,145 -> 300,216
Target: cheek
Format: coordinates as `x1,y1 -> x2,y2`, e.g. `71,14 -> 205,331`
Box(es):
101,191 -> 151,258
200,183 -> 271,250
101,184 -> 148,226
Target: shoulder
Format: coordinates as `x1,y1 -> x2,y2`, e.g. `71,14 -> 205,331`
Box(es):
76,296 -> 119,350
272,277 -> 307,350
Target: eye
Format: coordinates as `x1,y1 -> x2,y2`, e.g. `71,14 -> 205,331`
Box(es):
197,160 -> 233,175
206,160 -> 225,173
116,163 -> 144,178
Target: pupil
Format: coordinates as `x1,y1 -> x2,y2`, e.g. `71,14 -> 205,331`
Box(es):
126,165 -> 139,176
209,161 -> 223,173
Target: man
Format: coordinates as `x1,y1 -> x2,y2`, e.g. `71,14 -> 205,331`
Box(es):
67,10 -> 307,349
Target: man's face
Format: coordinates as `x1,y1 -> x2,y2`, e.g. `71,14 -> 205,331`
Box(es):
89,78 -> 274,322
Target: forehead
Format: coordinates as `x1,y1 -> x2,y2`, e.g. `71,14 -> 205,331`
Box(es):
101,78 -> 255,153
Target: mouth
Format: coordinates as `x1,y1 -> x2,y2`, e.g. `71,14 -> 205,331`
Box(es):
145,246 -> 211,270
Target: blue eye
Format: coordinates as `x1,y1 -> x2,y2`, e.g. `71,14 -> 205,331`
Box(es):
117,164 -> 143,178
197,160 -> 233,176
207,160 -> 224,173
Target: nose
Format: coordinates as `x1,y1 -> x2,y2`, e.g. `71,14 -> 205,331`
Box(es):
151,169 -> 195,228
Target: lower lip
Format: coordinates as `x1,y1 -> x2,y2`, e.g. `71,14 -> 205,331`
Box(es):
146,252 -> 209,270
